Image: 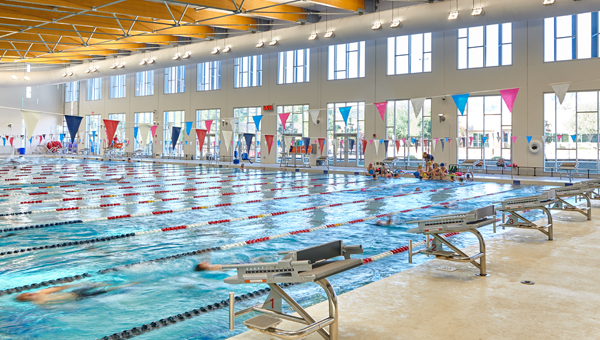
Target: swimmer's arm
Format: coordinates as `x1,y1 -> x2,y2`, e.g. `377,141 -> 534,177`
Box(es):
36,284 -> 78,295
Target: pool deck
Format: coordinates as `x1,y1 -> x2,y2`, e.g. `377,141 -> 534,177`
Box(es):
227,205 -> 600,340
40,154 -> 596,186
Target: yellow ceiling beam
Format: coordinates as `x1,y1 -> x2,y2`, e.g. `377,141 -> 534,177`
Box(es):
163,0 -> 307,22
308,0 -> 365,12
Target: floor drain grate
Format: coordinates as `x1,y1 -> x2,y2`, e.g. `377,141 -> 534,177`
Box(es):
521,280 -> 535,285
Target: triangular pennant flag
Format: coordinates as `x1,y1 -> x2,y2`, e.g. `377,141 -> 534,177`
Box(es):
551,83 -> 570,105
338,107 -> 351,126
150,125 -> 158,139
185,122 -> 193,136
243,133 -> 254,154
374,140 -> 379,155
309,109 -> 320,125
264,134 -> 274,154
279,113 -> 291,130
499,88 -> 520,113
411,138 -> 416,145
21,110 -> 42,138
252,115 -> 263,131
349,139 -> 355,152
284,136 -> 293,149
2,137 -> 5,146
133,127 -> 139,140
456,137 -> 461,147
374,102 -> 387,121
222,130 -> 232,151
39,135 -> 43,144
558,135 -> 562,142
138,123 -> 151,144
171,126 -> 181,150
571,134 -> 577,142
402,138 -> 406,145
384,140 -> 389,152
103,119 -> 120,145
411,98 -> 426,118
59,133 -> 65,143
195,129 -> 207,153
318,138 -> 326,155
512,136 -> 518,144
452,94 -> 470,115
432,140 -> 436,152
482,136 -> 488,144
395,140 -> 400,152
469,136 -> 474,145
440,139 -> 444,150
526,136 -> 532,143
204,120 -> 213,134
362,140 -> 367,155
302,137 -> 311,154
64,115 -> 83,145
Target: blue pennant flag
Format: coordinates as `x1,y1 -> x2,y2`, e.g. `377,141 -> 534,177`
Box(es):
171,127 -> 182,150
185,122 -> 193,136
2,137 -> 5,146
64,115 -> 83,145
482,136 -> 488,144
243,133 -> 254,154
338,107 -> 352,126
571,134 -> 577,142
133,127 -> 139,140
384,140 -> 389,150
252,115 -> 263,131
526,136 -> 532,143
349,139 -> 355,151
92,131 -> 96,139
29,137 -> 33,144
59,133 -> 65,143
411,138 -> 416,145
452,93 -> 470,116
302,137 -> 311,154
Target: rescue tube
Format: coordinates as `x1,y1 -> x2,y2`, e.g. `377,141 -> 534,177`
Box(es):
529,140 -> 542,154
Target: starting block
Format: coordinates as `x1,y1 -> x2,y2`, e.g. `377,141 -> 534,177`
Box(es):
581,179 -> 600,200
545,184 -> 593,220
407,205 -> 497,276
495,190 -> 557,240
223,240 -> 363,340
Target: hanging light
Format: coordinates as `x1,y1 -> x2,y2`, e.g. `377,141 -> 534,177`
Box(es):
471,7 -> 484,16
91,67 -> 98,73
448,11 -> 459,20
390,20 -> 402,28
61,72 -> 67,77
109,63 -> 117,69
117,62 -> 125,68
256,41 -> 264,48
211,47 -> 219,55
172,53 -> 181,60
371,22 -> 382,30
85,68 -> 91,74
222,46 -> 231,53
308,33 -> 318,41
543,0 -> 555,5
324,31 -> 335,38
268,39 -> 278,46
182,51 -> 191,59
148,57 -> 156,64
139,58 -> 147,66
68,71 -> 73,76
10,74 -> 17,80
23,75 -> 30,81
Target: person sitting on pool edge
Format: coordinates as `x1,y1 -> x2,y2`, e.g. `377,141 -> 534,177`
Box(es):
16,282 -> 139,305
366,163 -> 374,176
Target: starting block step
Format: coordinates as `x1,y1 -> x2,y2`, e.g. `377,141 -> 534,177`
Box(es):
244,315 -> 282,330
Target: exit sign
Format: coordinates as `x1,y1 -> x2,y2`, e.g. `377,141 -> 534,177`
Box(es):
263,105 -> 274,111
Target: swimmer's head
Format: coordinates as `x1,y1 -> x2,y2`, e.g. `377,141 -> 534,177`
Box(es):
194,263 -> 209,272
440,163 -> 445,167
415,187 -> 420,191
16,293 -> 35,302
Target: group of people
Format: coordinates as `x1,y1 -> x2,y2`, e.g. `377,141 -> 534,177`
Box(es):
366,163 -> 402,179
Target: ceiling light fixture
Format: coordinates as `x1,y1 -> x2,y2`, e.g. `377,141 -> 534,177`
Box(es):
471,7 -> 483,16
324,31 -> 335,38
182,51 -> 191,59
10,74 -> 17,80
371,22 -> 382,30
211,47 -> 219,55
110,63 -> 117,69
117,62 -> 125,68
256,41 -> 264,48
308,33 -> 318,41
172,53 -> 181,60
543,0 -> 555,5
68,72 -> 73,76
91,67 -> 98,73
61,72 -> 67,77
23,75 -> 30,81
269,39 -> 278,46
85,68 -> 91,74
222,46 -> 231,53
448,10 -> 459,20
390,20 -> 402,28
139,59 -> 147,66
148,57 -> 156,64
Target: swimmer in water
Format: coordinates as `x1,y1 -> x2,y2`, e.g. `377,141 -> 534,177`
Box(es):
240,163 -> 245,170
195,255 -> 278,272
376,216 -> 393,226
415,187 -> 421,191
0,232 -> 16,239
16,282 -> 139,305
109,175 -> 126,183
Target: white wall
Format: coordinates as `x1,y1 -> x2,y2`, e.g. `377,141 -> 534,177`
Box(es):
62,15 -> 600,171
0,84 -> 63,154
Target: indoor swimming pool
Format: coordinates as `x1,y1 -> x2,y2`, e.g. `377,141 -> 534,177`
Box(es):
0,159 -> 557,340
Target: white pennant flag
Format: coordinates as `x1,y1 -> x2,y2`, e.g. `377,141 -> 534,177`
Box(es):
138,123 -> 151,144
456,137 -> 461,147
222,130 -> 232,151
411,98 -> 426,118
21,110 -> 42,138
374,140 -> 379,155
227,118 -> 237,128
432,140 -> 436,152
551,83 -> 570,105
284,136 -> 293,149
309,109 -> 320,125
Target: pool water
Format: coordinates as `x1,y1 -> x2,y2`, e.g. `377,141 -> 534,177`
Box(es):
0,159 -> 558,340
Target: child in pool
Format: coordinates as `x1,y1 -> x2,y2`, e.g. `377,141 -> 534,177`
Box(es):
439,163 -> 449,180
414,165 -> 425,180
367,163 -> 374,176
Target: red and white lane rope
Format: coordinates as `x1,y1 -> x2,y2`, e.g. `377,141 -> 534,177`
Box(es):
3,176 -> 335,206
219,188 -> 512,250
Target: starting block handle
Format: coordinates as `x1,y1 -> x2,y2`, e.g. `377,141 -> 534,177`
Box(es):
229,292 -> 235,331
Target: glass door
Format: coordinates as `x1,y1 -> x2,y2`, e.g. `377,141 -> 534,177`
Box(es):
334,133 -> 357,167
85,114 -> 101,155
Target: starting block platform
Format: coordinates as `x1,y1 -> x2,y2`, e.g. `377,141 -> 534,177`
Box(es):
581,179 -> 600,200
407,205 -> 497,276
545,184 -> 593,221
223,240 -> 363,340
495,190 -> 557,240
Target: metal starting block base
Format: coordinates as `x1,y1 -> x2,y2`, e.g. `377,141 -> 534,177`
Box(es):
495,190 -> 558,241
224,240 -> 363,340
546,185 -> 592,221
407,205 -> 497,276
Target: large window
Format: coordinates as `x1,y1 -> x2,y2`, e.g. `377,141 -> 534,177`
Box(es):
544,91 -> 600,173
234,56 -> 262,88
278,49 -> 310,84
458,96 -> 512,165
135,71 -> 154,96
65,81 -> 79,102
385,99 -> 432,166
134,112 -> 153,155
458,23 -> 512,69
87,78 -> 101,101
545,12 -> 600,62
276,105 -> 309,162
163,111 -> 185,156
108,113 -> 126,155
326,102 -> 365,166
387,33 -> 432,75
197,61 -> 221,91
328,42 -> 366,80
110,74 -> 126,99
233,107 -> 262,162
195,109 -> 220,159
85,114 -> 101,155
164,66 -> 186,94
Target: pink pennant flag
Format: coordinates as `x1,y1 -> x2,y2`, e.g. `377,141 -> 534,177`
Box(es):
205,120 -> 213,134
374,102 -> 387,121
558,135 -> 562,142
150,125 -> 158,139
511,136 -> 517,143
469,136 -> 474,145
279,113 -> 290,130
499,88 -> 520,113
402,138 -> 406,145
369,140 -> 373,145
434,138 -> 438,144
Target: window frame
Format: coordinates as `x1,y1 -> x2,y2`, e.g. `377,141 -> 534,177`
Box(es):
387,33 -> 432,75
109,74 -> 126,99
278,49 -> 310,84
327,41 -> 366,80
234,55 -> 262,88
458,23 -> 513,69
197,61 -> 221,91
87,78 -> 101,101
135,70 -> 154,97
164,66 -> 186,94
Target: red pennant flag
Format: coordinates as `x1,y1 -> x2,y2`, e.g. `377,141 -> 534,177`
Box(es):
103,119 -> 120,145
395,140 -> 400,152
39,135 -> 43,143
318,138 -> 326,155
362,139 -> 367,155
9,137 -> 13,147
205,120 -> 213,134
195,129 -> 207,152
264,134 -> 274,154
150,125 -> 158,139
